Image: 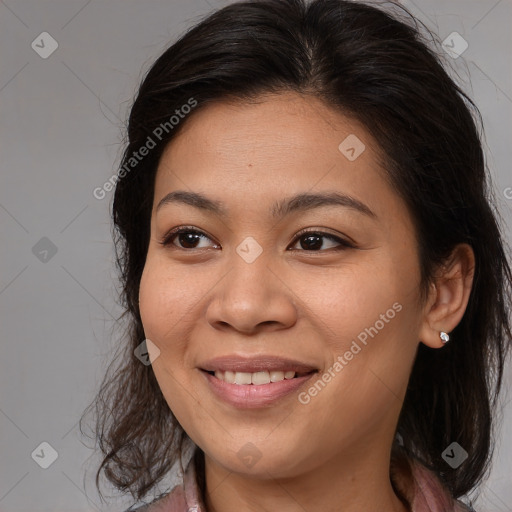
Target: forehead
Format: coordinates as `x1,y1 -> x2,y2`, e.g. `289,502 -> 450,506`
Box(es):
157,93 -> 380,177
162,92 -> 377,158
152,92 -> 404,225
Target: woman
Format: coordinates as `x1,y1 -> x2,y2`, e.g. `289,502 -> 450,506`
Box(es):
81,1 -> 512,511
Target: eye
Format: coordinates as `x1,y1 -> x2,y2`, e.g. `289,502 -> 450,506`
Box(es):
289,229 -> 354,252
159,227 -> 354,252
159,226 -> 218,250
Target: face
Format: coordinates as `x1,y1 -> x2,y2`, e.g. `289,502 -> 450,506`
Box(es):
139,92 -> 424,479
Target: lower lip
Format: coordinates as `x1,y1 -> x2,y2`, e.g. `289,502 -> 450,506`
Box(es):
200,370 -> 317,408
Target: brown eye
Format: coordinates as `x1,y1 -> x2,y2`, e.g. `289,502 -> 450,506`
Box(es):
159,227 -> 354,252
289,231 -> 354,252
174,231 -> 203,249
160,227 -> 217,250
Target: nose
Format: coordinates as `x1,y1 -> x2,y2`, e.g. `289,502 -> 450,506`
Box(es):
205,249 -> 298,335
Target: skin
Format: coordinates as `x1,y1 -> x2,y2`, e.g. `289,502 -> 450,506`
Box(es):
138,91 -> 475,512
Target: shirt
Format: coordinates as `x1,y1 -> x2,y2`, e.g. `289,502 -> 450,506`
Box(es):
126,449 -> 476,512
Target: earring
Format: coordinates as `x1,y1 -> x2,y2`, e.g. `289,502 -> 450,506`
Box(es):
440,331 -> 450,344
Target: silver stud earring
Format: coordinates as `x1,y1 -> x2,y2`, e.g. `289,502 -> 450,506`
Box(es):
440,331 -> 450,344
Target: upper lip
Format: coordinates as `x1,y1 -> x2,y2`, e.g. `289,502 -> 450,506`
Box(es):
199,355 -> 318,374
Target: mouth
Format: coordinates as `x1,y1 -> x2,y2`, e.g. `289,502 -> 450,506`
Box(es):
200,369 -> 318,409
202,369 -> 317,385
198,355 -> 319,407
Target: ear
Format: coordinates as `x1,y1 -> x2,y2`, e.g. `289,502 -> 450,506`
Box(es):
418,244 -> 475,348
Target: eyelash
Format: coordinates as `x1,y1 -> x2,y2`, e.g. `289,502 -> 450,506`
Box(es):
158,226 -> 355,252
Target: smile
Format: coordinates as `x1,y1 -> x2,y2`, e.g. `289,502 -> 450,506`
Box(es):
200,368 -> 318,408
206,369 -> 311,385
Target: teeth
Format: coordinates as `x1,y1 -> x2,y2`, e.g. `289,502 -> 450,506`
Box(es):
252,371 -> 271,385
224,370 -> 236,384
270,371 -> 285,382
212,370 -> 298,385
235,372 -> 252,385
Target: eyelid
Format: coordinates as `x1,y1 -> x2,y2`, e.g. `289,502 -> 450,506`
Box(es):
158,226 -> 355,251
159,225 -> 218,248
292,227 -> 356,248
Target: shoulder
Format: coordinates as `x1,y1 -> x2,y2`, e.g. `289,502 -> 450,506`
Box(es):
391,449 -> 477,512
124,486 -> 188,511
454,500 -> 477,512
125,450 -> 205,512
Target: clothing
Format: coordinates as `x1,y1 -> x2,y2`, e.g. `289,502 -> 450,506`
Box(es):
126,448 -> 476,512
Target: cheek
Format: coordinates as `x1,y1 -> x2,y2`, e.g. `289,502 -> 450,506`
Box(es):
138,261 -> 189,370
138,259 -> 198,419
138,254 -> 218,377
299,256 -> 419,391
138,261 -> 168,339
138,255 -> 198,339
297,262 -> 402,339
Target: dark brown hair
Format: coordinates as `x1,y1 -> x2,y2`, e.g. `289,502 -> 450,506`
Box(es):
80,0 -> 512,506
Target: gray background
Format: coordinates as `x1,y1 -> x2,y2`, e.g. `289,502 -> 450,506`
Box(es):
1,0 -> 511,511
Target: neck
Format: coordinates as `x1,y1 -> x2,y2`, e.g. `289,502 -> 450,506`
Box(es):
201,445 -> 409,512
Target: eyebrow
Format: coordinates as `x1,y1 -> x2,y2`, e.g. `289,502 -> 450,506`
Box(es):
156,190 -> 376,219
